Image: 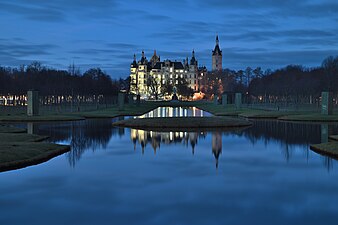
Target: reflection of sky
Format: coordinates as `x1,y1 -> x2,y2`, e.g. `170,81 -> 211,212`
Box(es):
2,119 -> 338,224
1,0 -> 337,77
1,126 -> 338,225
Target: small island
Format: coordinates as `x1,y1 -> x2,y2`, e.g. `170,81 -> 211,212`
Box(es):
0,125 -> 70,172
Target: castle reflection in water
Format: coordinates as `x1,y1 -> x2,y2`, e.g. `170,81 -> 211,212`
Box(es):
131,129 -> 222,168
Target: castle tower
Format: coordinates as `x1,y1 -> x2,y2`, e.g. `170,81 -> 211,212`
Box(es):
190,49 -> 197,66
150,50 -> 160,67
212,35 -> 222,71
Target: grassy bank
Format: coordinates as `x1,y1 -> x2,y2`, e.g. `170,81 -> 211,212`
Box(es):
0,125 -> 70,172
196,102 -> 338,121
0,102 -> 162,121
0,124 -> 26,133
73,102 -> 161,118
310,142 -> 338,159
0,114 -> 85,122
192,102 -> 301,118
113,116 -> 252,130
1,100 -> 338,122
330,135 -> 338,141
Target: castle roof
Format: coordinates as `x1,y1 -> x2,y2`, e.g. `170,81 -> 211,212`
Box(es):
189,50 -> 198,66
131,61 -> 138,68
131,54 -> 138,68
172,61 -> 184,69
212,45 -> 222,56
152,62 -> 163,70
131,51 -> 191,71
212,35 -> 222,56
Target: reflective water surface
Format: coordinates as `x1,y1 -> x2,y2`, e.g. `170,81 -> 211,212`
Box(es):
1,110 -> 338,225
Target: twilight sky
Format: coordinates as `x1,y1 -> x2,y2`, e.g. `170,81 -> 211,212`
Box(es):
0,0 -> 337,78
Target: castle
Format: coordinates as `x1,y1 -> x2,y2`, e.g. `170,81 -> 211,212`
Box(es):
129,36 -> 222,99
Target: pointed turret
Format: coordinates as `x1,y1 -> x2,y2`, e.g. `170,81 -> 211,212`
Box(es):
212,36 -> 222,56
139,50 -> 147,65
212,35 -> 222,71
131,53 -> 137,68
190,49 -> 197,66
150,49 -> 160,67
184,56 -> 189,68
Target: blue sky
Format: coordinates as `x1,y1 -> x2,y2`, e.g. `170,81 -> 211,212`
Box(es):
0,0 -> 337,78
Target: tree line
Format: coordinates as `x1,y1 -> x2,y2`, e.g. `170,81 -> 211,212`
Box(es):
203,56 -> 338,104
0,62 -> 124,97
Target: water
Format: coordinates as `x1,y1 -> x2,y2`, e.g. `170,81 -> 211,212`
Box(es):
1,107 -> 338,225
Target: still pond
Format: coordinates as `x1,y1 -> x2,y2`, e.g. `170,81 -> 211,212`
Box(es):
1,107 -> 338,225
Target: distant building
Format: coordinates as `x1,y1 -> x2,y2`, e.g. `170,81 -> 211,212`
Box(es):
129,50 -> 199,99
212,35 -> 222,71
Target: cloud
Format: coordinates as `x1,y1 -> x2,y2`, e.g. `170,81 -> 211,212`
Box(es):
0,2 -> 65,22
0,41 -> 58,57
0,0 -> 337,78
0,0 -> 118,22
221,48 -> 338,69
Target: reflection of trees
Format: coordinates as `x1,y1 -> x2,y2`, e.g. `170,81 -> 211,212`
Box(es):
238,120 -> 338,161
27,118 -> 338,169
33,119 -> 118,166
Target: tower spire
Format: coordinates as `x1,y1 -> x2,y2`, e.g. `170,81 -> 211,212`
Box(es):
212,35 -> 222,71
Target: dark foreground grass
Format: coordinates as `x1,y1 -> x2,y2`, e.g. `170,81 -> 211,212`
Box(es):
0,142 -> 70,172
0,114 -> 85,122
0,133 -> 48,142
113,116 -> 252,130
310,142 -> 338,159
0,125 -> 70,172
0,125 -> 26,133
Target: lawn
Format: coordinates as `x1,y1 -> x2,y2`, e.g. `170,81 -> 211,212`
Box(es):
0,125 -> 70,172
1,100 -> 338,122
310,142 -> 338,159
